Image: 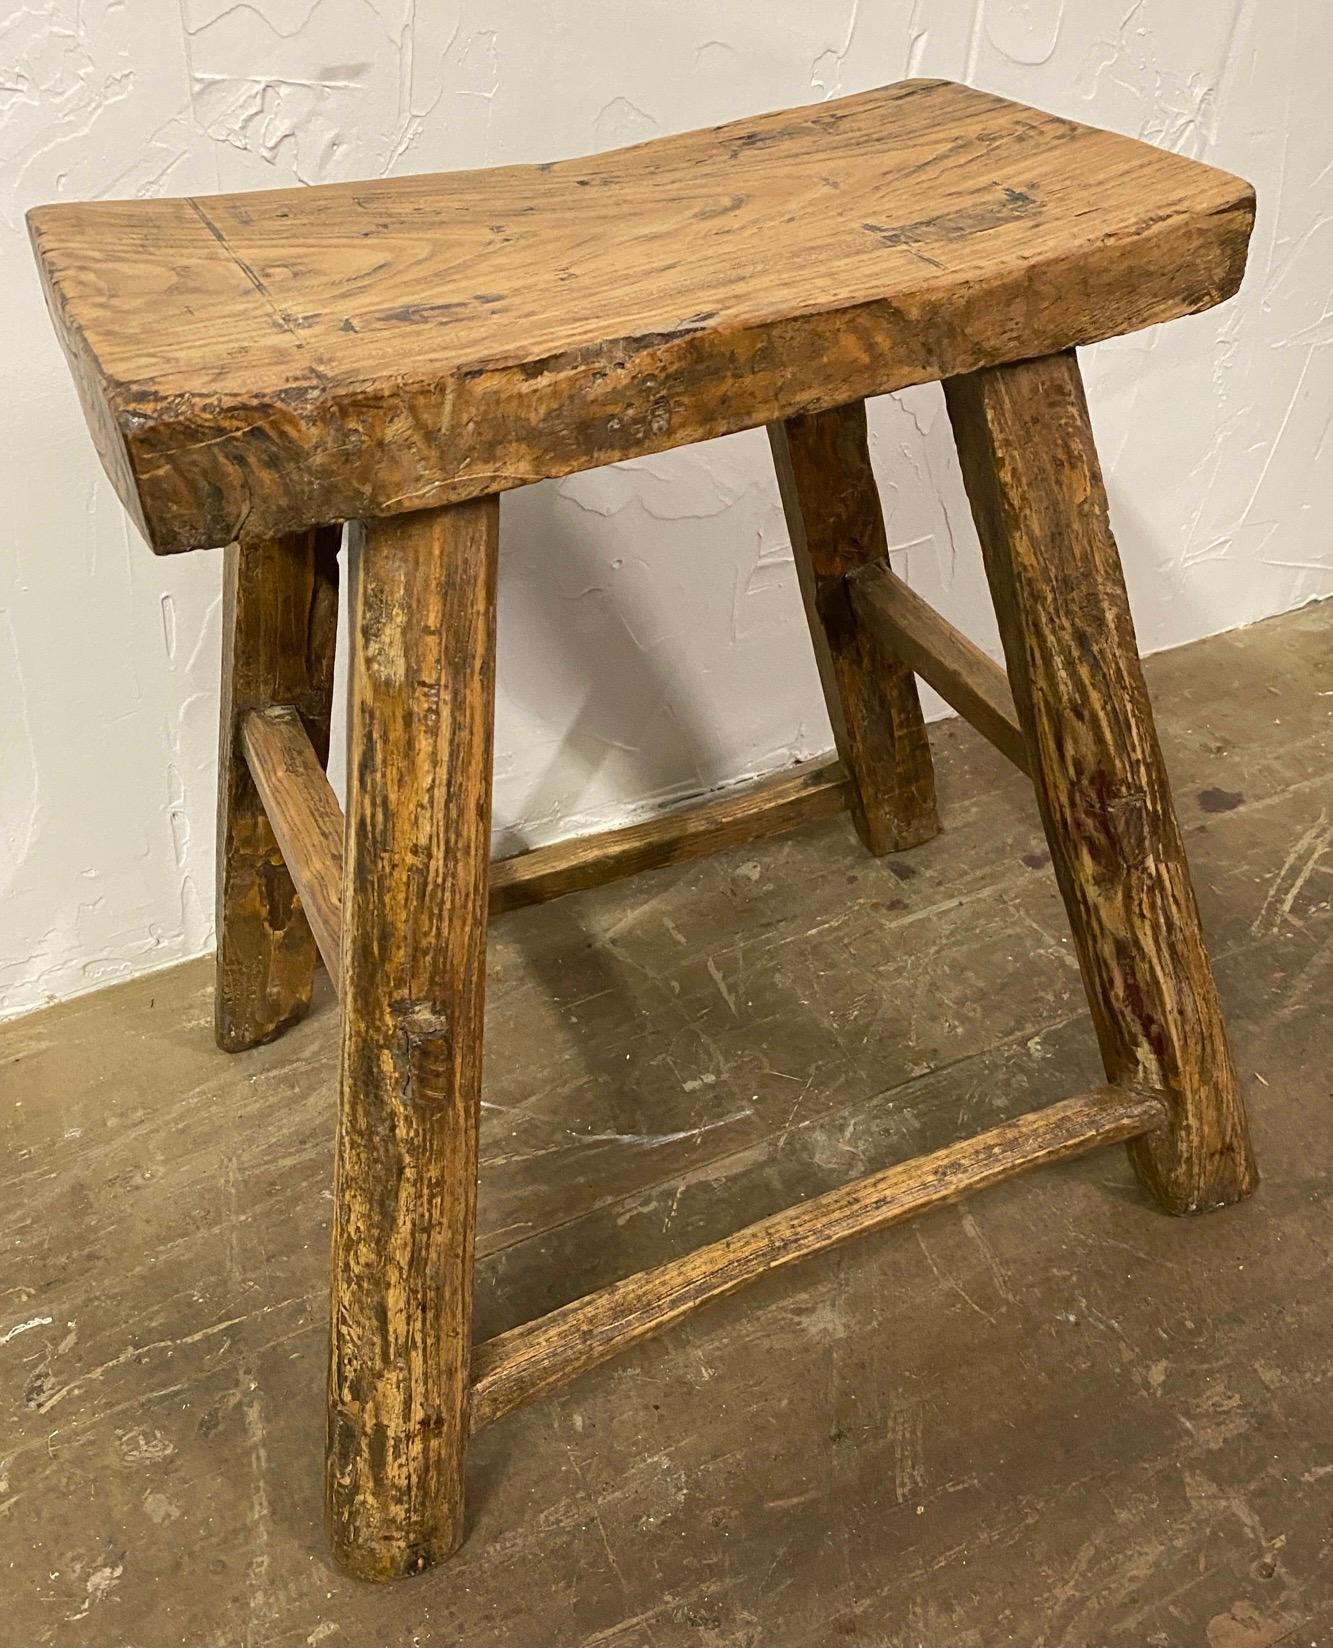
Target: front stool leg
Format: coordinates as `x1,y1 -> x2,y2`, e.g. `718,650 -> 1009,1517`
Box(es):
327,498 -> 499,1580
945,351 -> 1257,1215
215,527 -> 340,1051
769,401 -> 940,855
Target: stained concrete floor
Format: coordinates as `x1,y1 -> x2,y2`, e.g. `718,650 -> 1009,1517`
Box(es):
3,601 -> 1333,1648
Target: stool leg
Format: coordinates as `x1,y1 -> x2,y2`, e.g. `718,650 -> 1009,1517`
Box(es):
215,527 -> 339,1052
944,351 -> 1257,1215
769,402 -> 940,855
327,499 -> 498,1580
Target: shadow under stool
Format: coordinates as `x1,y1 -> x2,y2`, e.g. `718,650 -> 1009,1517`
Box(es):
30,78 -> 1259,1581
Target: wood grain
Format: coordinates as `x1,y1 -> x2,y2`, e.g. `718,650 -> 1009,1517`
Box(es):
327,501 -> 497,1581
29,80 -> 1254,553
470,1084 -> 1166,1433
214,527 -> 339,1052
241,752 -> 850,978
240,707 -> 343,984
847,561 -> 1028,774
490,756 -> 850,913
769,403 -> 939,854
944,351 -> 1258,1215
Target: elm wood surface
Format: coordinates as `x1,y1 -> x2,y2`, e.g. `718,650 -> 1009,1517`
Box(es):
239,707 -> 344,984
469,1085 -> 1166,1433
489,755 -> 851,913
33,68 -> 1264,1590
29,79 -> 1254,553
328,501 -> 498,1581
769,403 -> 939,855
944,350 -> 1258,1216
242,731 -> 850,984
214,527 -> 339,1052
847,560 -> 1028,775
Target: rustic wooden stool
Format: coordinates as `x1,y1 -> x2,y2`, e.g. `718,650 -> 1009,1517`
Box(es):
32,79 -> 1259,1581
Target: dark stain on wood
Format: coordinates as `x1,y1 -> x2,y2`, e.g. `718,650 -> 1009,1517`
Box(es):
945,350 -> 1258,1216
862,184 -> 1039,249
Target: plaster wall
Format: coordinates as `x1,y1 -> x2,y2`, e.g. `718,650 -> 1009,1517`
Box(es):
1,1 -> 1329,1018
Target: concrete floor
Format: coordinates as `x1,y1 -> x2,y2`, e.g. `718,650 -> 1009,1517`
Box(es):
3,601 -> 1332,1648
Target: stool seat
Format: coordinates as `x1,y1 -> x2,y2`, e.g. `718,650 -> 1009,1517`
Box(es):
29,78 -> 1252,555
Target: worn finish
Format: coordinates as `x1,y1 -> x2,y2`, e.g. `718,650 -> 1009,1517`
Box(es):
214,527 -> 339,1052
470,1085 -> 1165,1432
770,403 -> 939,854
945,351 -> 1258,1215
1,602 -> 1329,1647
296,351 -> 1245,1568
329,502 -> 498,1580
248,749 -> 851,986
490,756 -> 849,913
239,707 -> 344,985
848,560 -> 1027,774
28,79 -> 1254,553
27,65 -> 1264,1589
10,9 -> 1330,1039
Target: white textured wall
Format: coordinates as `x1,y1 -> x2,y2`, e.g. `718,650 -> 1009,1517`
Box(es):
1,2 -> 1329,1019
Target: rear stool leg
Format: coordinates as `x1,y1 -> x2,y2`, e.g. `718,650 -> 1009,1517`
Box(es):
769,402 -> 940,855
215,527 -> 340,1051
327,500 -> 498,1580
945,351 -> 1257,1215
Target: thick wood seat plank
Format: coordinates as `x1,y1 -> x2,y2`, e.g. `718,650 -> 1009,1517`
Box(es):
30,80 -> 1252,553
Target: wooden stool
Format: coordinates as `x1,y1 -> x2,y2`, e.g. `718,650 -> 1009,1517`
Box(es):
31,79 -> 1259,1582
